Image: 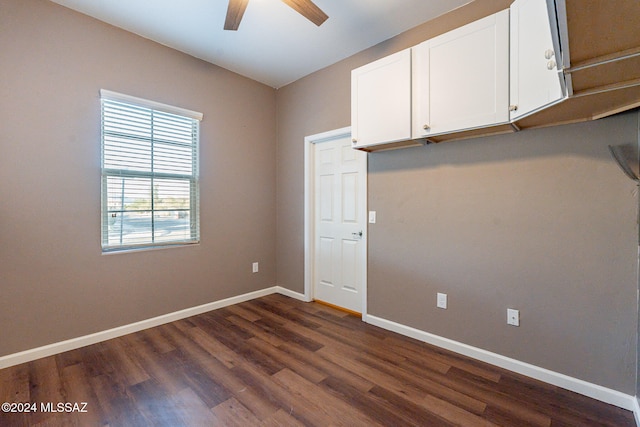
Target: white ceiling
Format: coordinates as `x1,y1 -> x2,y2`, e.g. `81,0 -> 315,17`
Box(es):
49,0 -> 470,88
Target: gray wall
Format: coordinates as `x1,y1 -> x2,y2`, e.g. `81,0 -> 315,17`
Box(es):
275,0 -> 513,297
0,0 -> 277,356
275,1 -> 638,394
367,115 -> 638,393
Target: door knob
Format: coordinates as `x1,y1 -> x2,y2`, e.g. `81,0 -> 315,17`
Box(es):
547,60 -> 557,70
544,49 -> 555,59
352,231 -> 363,239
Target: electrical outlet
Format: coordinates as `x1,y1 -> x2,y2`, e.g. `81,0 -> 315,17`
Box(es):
437,293 -> 447,309
252,262 -> 259,273
507,308 -> 520,326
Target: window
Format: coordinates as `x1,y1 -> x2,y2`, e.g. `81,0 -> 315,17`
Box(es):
100,90 -> 202,252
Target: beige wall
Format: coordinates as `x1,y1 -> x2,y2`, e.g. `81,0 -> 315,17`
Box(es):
0,0 -> 277,356
275,1 -> 638,394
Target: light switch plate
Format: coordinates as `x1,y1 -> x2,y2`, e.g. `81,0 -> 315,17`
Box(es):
252,262 -> 259,273
437,293 -> 447,309
368,211 -> 376,224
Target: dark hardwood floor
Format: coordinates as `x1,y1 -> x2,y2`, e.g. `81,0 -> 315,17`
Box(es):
0,294 -> 635,426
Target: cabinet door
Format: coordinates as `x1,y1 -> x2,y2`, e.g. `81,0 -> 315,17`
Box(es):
351,49 -> 411,148
413,10 -> 509,138
510,0 -> 565,120
411,42 -> 430,139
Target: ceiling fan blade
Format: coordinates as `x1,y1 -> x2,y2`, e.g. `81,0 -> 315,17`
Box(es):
224,0 -> 250,31
281,0 -> 328,26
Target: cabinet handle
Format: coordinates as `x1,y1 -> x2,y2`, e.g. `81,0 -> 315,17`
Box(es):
423,124 -> 430,130
544,49 -> 555,60
546,60 -> 557,70
509,105 -> 518,111
352,138 -> 357,144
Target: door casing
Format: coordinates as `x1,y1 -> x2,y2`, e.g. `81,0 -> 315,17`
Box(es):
304,126 -> 368,321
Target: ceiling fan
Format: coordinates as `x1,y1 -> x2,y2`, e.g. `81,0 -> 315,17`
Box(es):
224,0 -> 328,31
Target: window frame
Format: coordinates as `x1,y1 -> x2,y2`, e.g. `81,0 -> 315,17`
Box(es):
100,89 -> 203,253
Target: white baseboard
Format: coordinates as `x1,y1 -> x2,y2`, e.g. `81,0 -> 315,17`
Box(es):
366,314 -> 638,413
2,289 -> 637,423
0,286 -> 282,370
275,286 -> 309,302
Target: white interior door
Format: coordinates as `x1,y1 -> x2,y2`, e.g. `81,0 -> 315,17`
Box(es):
312,133 -> 367,314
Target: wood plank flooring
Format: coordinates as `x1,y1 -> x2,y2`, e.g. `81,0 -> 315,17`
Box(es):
0,294 -> 635,426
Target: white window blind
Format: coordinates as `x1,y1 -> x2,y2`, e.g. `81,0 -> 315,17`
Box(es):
100,90 -> 202,251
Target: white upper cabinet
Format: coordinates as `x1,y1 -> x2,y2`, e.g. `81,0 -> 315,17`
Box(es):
510,0 -> 565,120
412,10 -> 510,138
351,49 -> 411,149
350,2 -> 571,151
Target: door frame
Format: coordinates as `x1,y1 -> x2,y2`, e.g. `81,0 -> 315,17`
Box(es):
304,126 -> 368,321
